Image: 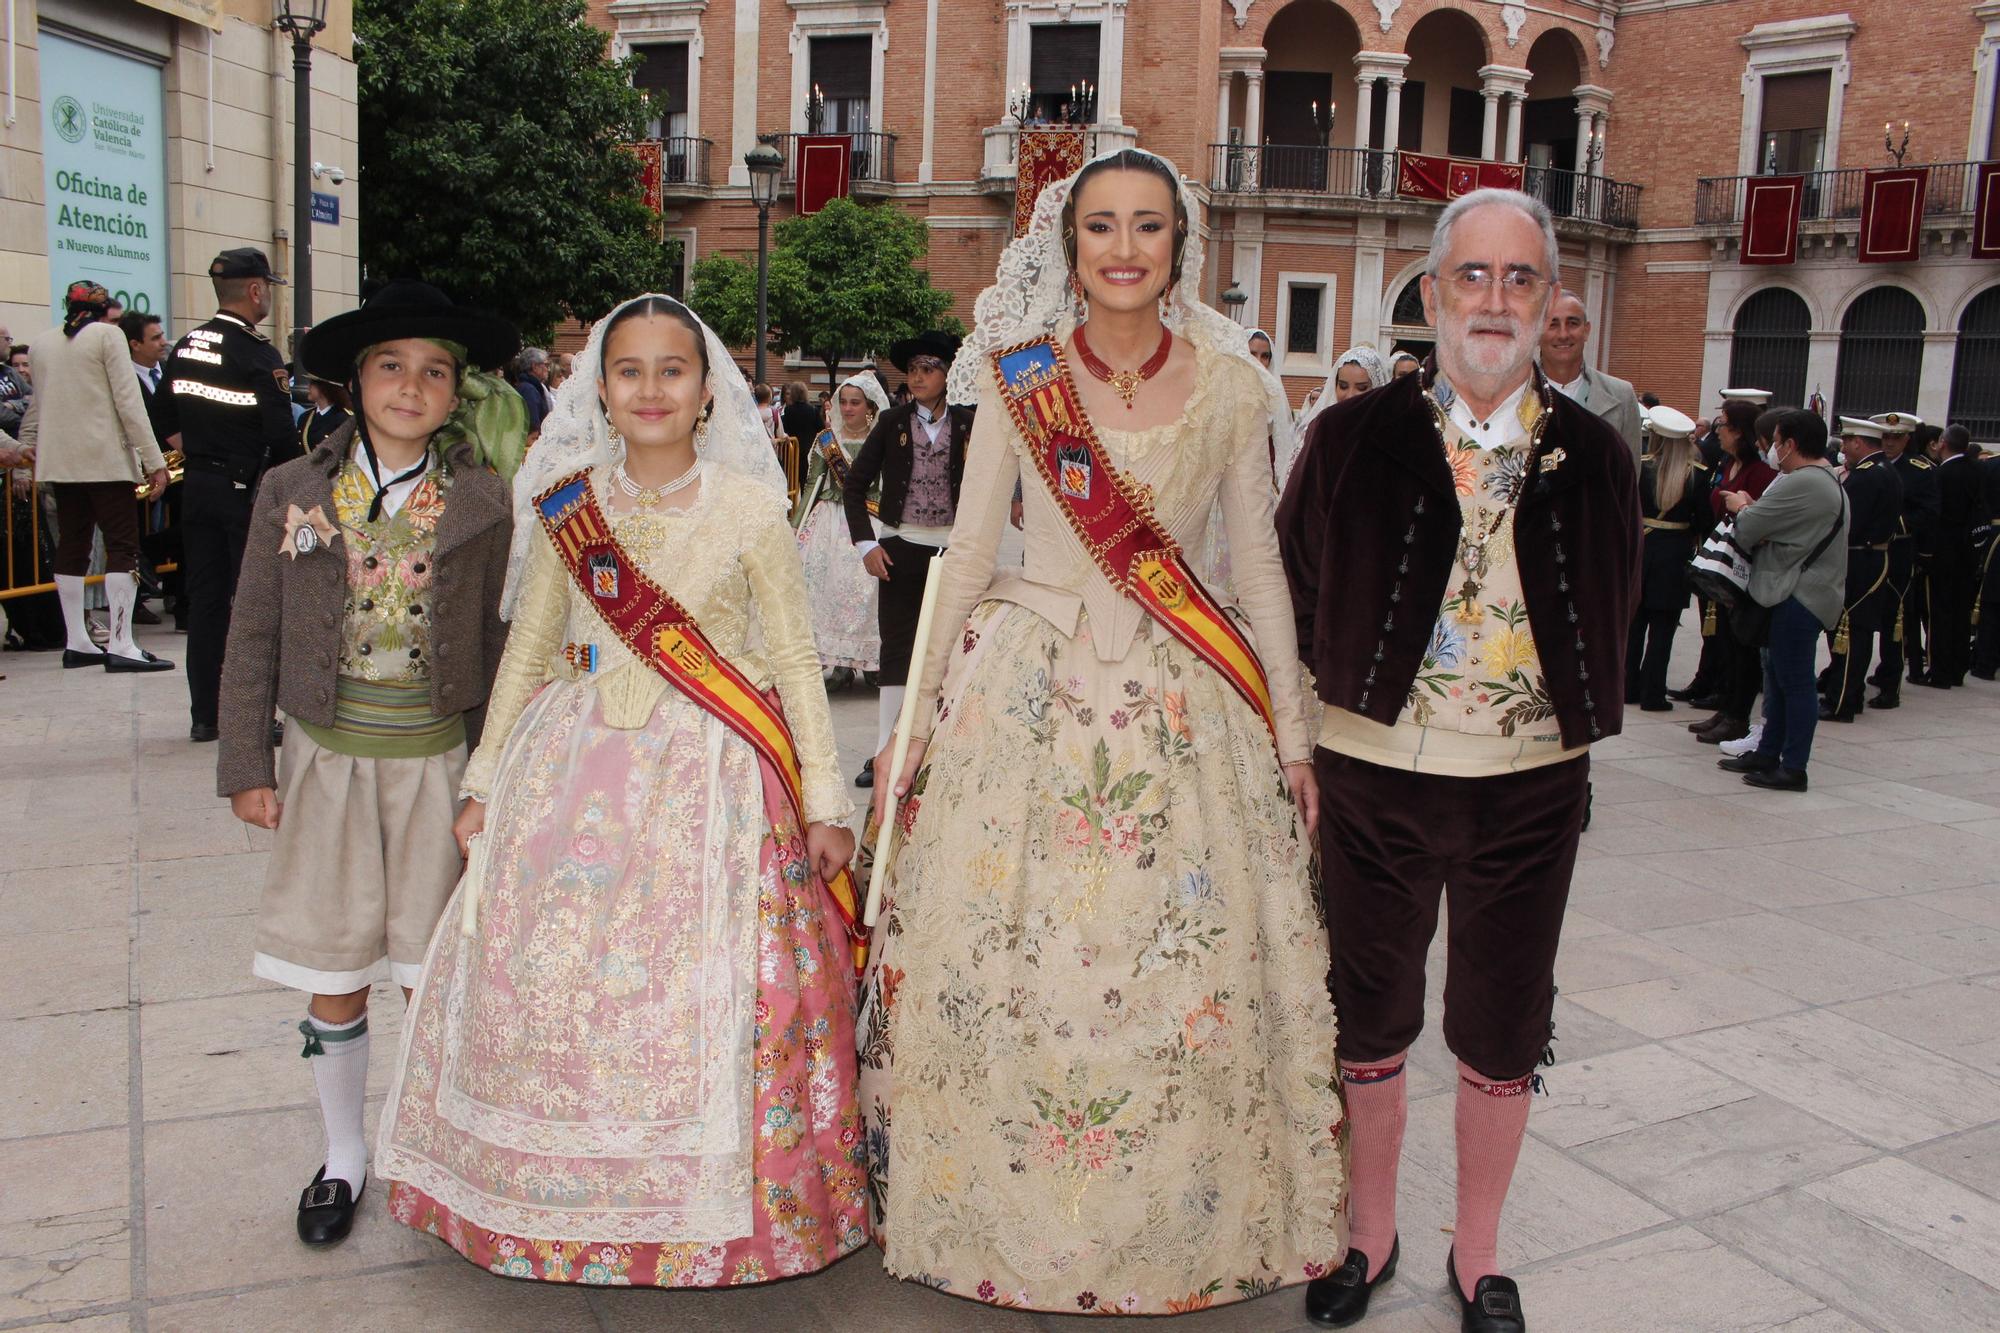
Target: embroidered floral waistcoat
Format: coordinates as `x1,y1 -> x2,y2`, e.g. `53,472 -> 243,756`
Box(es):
330,460 -> 451,682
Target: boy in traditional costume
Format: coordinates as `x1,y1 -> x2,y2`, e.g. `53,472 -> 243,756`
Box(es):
376,295 -> 870,1286
217,281 -> 519,1245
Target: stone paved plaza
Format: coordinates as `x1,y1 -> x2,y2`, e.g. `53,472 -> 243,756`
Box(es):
3,615 -> 1999,1333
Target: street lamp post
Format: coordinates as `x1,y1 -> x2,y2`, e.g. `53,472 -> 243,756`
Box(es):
275,0 -> 329,358
744,142 -> 784,387
1221,280 -> 1248,325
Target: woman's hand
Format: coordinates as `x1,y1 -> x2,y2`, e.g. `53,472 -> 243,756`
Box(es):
1283,760 -> 1319,841
870,737 -> 928,832
1722,489 -> 1751,515
806,822 -> 857,882
453,798 -> 486,858
230,787 -> 282,830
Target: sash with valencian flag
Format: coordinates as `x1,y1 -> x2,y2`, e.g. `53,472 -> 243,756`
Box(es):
534,471 -> 869,975
993,339 -> 1278,741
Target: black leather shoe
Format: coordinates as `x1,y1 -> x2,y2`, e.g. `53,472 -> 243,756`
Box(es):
1818,705 -> 1855,723
1687,711 -> 1725,734
1717,751 -> 1778,773
1306,1236 -> 1398,1328
1447,1251 -> 1526,1333
62,648 -> 107,668
189,722 -> 219,743
1639,700 -> 1673,713
854,757 -> 874,789
1869,692 -> 1901,709
1688,693 -> 1726,711
104,648 -> 174,673
1744,767 -> 1809,792
1971,669 -> 1996,682
1665,684 -> 1703,703
296,1166 -> 363,1246
132,602 -> 162,626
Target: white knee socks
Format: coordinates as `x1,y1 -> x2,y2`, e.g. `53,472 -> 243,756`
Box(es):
103,572 -> 140,658
302,1012 -> 370,1191
55,574 -> 94,654
877,685 -> 906,752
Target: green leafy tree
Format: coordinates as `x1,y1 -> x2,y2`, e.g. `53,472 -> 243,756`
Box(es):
688,198 -> 963,390
355,0 -> 679,343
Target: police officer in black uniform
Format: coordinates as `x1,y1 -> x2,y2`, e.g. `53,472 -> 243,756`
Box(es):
159,248 -> 300,742
1869,411 -> 1937,705
1821,419 -> 1903,722
1973,444 -> 2000,681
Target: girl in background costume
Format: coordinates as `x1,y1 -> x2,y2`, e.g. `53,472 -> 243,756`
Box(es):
1290,345 -> 1389,480
793,373 -> 887,683
217,281 -> 518,1248
857,151 -> 1344,1315
376,295 -> 870,1287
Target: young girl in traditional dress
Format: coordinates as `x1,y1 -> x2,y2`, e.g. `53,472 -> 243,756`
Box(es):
376,295 -> 871,1287
858,150 -> 1344,1315
793,374 -> 886,684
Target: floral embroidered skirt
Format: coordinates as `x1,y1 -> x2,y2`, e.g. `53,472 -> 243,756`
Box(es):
856,601 -> 1346,1315
797,500 -> 880,672
376,679 -> 869,1286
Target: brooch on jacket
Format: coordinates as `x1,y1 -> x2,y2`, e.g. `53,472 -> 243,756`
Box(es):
1539,448 -> 1567,474
280,504 -> 338,559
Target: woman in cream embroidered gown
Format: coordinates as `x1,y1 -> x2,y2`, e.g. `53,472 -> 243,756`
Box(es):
376,297 -> 868,1287
793,373 -> 886,677
856,151 -> 1344,1316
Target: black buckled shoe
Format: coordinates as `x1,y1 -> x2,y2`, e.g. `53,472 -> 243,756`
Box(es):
296,1166 -> 363,1246
1306,1236 -> 1398,1328
62,648 -> 107,668
855,757 -> 874,789
1717,751 -> 1778,773
104,648 -> 175,673
1447,1250 -> 1526,1333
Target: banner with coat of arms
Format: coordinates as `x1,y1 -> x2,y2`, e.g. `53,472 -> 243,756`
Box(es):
1016,130 -> 1089,236
619,140 -> 664,215
1396,151 -> 1523,203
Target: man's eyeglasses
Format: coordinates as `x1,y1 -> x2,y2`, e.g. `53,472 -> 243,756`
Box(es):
1448,266 -> 1550,300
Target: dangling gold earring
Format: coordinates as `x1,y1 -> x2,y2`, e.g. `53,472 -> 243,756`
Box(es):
1071,271 -> 1088,321
692,410 -> 712,455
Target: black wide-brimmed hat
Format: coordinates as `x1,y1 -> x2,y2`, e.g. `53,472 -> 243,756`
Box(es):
889,330 -> 960,372
299,280 -> 520,382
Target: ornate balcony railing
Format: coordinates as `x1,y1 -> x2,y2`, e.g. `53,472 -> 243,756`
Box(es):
1207,144 -> 1642,229
980,124 -> 1139,180
769,131 -> 898,187
657,135 -> 711,189
1694,160 -> 1985,226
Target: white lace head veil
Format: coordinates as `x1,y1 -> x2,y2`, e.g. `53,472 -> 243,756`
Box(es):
946,148 -> 1292,449
1297,344 -> 1392,438
837,370 -> 890,425
502,293 -> 788,616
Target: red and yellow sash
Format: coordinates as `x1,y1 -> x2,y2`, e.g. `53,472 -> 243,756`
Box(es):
535,471 -> 867,975
992,338 -> 1277,739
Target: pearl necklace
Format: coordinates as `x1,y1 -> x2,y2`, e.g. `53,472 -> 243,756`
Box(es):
613,459 -> 701,508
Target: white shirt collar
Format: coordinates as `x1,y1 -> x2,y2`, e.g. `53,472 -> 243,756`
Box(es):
1442,378 -> 1532,452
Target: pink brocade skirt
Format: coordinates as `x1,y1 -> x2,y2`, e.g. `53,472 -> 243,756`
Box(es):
376,680 -> 870,1287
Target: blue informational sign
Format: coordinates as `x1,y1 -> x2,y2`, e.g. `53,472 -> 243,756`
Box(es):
310,191 -> 340,225
39,31 -> 169,326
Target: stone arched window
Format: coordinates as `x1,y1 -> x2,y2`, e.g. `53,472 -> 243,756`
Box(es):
1728,288 -> 1810,409
1949,286 -> 2000,440
1833,286 -> 1925,422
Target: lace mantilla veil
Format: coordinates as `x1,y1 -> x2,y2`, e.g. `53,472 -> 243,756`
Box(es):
946,149 -> 1292,448
502,295 -> 790,616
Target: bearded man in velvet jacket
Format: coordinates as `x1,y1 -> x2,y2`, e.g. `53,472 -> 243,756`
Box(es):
1278,189 -> 1639,1333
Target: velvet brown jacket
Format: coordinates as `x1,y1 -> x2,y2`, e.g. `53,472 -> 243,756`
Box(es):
1277,363 -> 1641,751
216,422 -> 513,796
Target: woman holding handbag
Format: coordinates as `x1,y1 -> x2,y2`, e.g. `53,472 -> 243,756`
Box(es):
1687,402 -> 1777,744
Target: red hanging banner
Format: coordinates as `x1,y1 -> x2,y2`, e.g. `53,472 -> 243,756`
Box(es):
1974,162 -> 2000,261
1858,168 -> 1928,263
1398,151 -> 1523,203
619,140 -> 664,214
1015,129 -> 1089,236
1740,175 -> 1804,266
796,135 -> 852,216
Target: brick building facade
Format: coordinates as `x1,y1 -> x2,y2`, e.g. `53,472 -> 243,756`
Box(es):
587,0 -> 2000,436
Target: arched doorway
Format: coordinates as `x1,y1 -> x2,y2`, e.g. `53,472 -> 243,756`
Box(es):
1402,10 -> 1489,159
1521,31 -> 1585,212
1260,0 -> 1361,191
1728,288 -> 1811,409
1948,286 -> 2000,439
1384,274 -> 1434,362
1833,286 -> 1925,422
